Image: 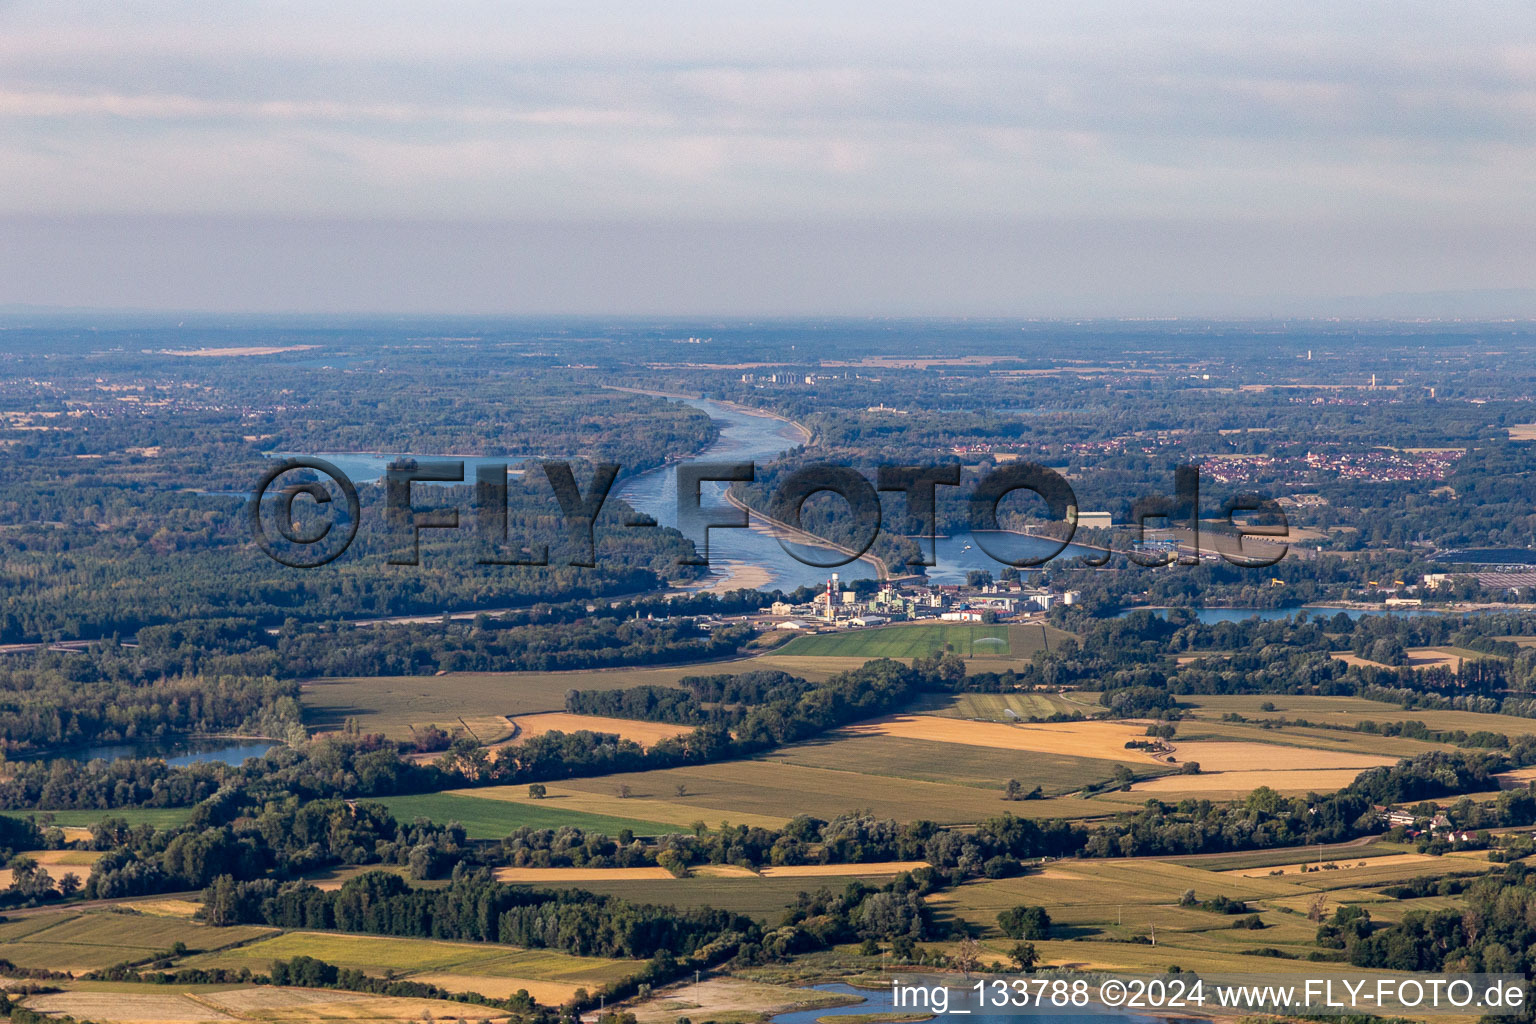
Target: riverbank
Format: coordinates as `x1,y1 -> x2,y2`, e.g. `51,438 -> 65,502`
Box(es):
724,488 -> 889,580
603,384 -> 814,446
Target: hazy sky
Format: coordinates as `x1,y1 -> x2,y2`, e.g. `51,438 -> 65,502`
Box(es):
2,2 -> 1534,315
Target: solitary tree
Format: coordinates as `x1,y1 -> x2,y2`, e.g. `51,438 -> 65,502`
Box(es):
952,936 -> 983,977
997,905 -> 1052,940
1009,941 -> 1039,972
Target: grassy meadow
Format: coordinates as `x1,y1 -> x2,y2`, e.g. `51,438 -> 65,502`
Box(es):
375,791 -> 680,839
774,622 -> 1075,663
0,910 -> 274,972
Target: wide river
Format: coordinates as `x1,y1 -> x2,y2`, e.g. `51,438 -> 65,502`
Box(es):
616,398 -> 1095,591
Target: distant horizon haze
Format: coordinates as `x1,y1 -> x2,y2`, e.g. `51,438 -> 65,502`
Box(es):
1,3 -> 1533,316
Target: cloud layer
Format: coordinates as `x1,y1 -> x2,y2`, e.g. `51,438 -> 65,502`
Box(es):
1,2 -> 1533,312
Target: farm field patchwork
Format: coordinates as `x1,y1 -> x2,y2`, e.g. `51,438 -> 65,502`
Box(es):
0,911 -> 274,972
302,664 -> 732,737
551,758 -> 1124,825
1164,741 -> 1398,773
16,985 -> 509,1024
1220,851 -> 1453,878
1133,769 -> 1378,796
837,715 -> 1162,762
178,930 -> 638,1004
929,847 -> 1507,976
766,732 -> 1156,796
1177,694 -> 1536,737
1163,841 -> 1408,871
1170,719 -> 1447,759
1332,646 -> 1485,673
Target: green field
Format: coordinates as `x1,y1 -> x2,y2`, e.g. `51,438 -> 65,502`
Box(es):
179,930 -> 636,988
776,622 -> 1075,660
777,623 -> 1010,658
1179,693 -> 1536,737
912,691 -> 1100,721
301,661 -> 786,737
376,792 -> 679,839
0,911 -> 273,972
768,733 -> 1158,797
24,807 -> 194,830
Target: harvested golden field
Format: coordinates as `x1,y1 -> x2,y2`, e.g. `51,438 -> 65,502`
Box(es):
758,860 -> 927,878
458,714 -> 518,743
769,732 -> 1155,797
1509,424 -> 1536,440
1332,647 -> 1475,672
210,988 -> 516,1019
407,973 -> 575,1004
0,849 -> 98,887
691,864 -> 758,877
495,866 -> 674,882
212,985 -> 516,1021
18,991 -> 236,1023
1134,768 -> 1373,795
630,977 -> 860,1024
1131,730 -> 1429,796
1223,852 -> 1454,878
1167,741 -> 1397,773
125,898 -> 202,918
509,712 -> 690,747
1497,766 -> 1536,787
840,715 -> 1158,761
